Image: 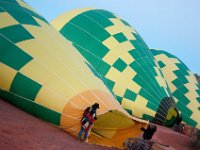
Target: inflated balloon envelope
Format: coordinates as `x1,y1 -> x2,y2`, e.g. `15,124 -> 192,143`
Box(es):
52,8 -> 179,127
0,0 -> 148,148
152,49 -> 200,129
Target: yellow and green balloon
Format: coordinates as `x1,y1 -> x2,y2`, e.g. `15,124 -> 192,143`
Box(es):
0,0 -> 149,148
152,49 -> 200,128
52,8 -> 179,126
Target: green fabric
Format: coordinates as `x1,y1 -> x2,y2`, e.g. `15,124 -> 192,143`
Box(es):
176,102 -> 192,116
153,98 -> 177,126
128,49 -> 141,59
113,33 -> 128,43
103,77 -> 115,90
0,25 -> 34,43
151,49 -> 200,128
173,90 -> 190,105
0,89 -> 61,125
58,9 -> 177,126
143,114 -> 154,122
1,3 -> 40,26
1,0 -> 19,5
10,73 -> 42,101
116,96 -> 123,104
120,19 -> 131,27
96,60 -> 111,76
113,58 -> 127,72
181,112 -> 197,127
69,13 -> 110,42
61,23 -> 109,59
124,89 -> 137,101
24,8 -> 49,24
164,115 -> 176,127
95,9 -> 117,19
0,35 -> 33,70
83,10 -> 114,28
158,60 -> 166,68
0,7 -> 4,12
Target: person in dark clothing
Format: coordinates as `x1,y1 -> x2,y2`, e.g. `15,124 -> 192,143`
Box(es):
175,116 -> 182,125
77,103 -> 100,141
141,124 -> 157,140
173,116 -> 182,132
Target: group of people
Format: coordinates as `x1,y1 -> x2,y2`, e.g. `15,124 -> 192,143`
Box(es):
77,102 -> 183,143
77,102 -> 158,142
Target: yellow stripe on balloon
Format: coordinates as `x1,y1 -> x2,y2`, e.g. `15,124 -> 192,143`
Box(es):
0,63 -> 17,91
0,12 -> 18,28
51,8 -> 93,31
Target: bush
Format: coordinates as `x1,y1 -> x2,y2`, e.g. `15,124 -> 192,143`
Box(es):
196,129 -> 200,139
190,130 -> 200,150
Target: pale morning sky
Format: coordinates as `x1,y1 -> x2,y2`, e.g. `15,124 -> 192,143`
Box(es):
25,0 -> 200,74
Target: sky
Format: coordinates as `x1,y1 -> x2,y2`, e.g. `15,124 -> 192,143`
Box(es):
25,0 -> 200,74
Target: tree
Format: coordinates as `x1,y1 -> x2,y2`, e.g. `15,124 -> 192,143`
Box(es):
194,74 -> 200,83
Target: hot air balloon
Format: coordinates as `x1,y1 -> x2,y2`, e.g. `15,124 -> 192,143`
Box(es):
52,8 -> 179,126
0,0 -> 148,148
151,49 -> 200,129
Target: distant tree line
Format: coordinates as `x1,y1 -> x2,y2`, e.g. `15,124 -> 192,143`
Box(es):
194,74 -> 200,83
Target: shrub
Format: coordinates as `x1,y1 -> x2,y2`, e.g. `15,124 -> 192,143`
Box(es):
196,129 -> 200,139
190,129 -> 200,150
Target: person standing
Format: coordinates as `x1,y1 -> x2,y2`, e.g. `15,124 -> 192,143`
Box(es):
141,124 -> 157,140
77,103 -> 100,142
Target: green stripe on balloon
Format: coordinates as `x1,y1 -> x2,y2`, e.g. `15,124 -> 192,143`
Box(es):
0,89 -> 61,125
0,35 -> 33,70
10,73 -> 42,101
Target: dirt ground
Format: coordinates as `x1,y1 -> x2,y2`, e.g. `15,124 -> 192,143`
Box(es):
152,123 -> 192,150
0,99 -> 118,150
0,99 -> 192,150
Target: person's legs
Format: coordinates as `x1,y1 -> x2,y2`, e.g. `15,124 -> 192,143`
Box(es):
78,126 -> 84,140
83,130 -> 89,141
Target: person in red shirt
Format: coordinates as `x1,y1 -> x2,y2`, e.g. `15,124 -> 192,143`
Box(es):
77,103 -> 99,141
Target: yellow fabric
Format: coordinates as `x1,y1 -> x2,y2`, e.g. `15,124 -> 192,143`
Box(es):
122,96 -> 156,118
154,66 -> 168,91
0,63 -> 17,91
0,1 -> 149,148
105,18 -> 136,40
16,0 -> 36,12
185,73 -> 200,128
166,108 -> 177,120
15,16 -> 121,113
51,8 -> 92,31
61,90 -> 148,139
120,52 -> 135,65
89,110 -> 147,148
153,49 -> 200,128
93,110 -> 134,138
0,12 -> 18,28
19,60 -> 53,84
